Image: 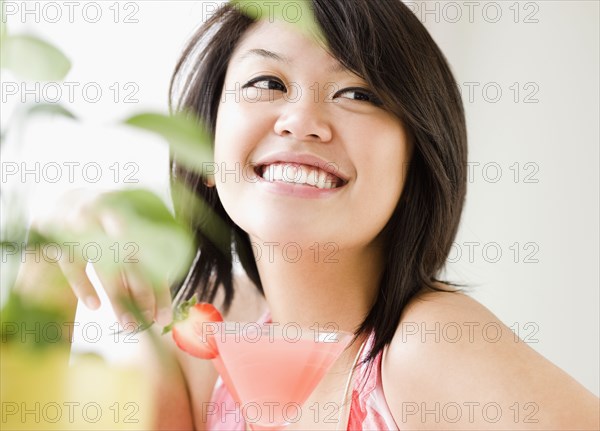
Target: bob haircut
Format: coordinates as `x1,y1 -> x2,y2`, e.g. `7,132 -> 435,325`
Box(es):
169,0 -> 467,362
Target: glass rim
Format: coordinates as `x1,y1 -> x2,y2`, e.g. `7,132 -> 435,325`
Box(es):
205,321 -> 355,342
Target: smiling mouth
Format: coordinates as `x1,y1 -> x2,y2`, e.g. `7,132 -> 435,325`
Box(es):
255,163 -> 347,189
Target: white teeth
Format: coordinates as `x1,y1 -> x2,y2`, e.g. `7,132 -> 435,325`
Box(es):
311,169 -> 321,184
316,170 -> 327,189
263,165 -> 274,182
273,164 -> 284,181
297,167 -> 309,185
259,163 -> 341,189
284,165 -> 299,182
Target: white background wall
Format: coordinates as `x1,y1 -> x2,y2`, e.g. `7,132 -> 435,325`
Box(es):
1,1 -> 598,396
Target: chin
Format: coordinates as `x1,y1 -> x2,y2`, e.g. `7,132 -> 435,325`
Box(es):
242,219 -> 340,251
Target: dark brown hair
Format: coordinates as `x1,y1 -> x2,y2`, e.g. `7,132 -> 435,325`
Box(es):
169,0 -> 467,362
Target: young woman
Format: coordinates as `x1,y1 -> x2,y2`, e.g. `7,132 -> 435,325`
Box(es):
40,0 -> 599,429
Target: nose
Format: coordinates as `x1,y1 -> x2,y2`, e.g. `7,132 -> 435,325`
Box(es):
273,93 -> 333,143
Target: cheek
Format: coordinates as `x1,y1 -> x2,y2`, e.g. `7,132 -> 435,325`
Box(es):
362,155 -> 405,221
351,117 -> 408,186
348,121 -> 409,229
214,100 -> 273,166
213,99 -> 275,234
214,103 -> 244,165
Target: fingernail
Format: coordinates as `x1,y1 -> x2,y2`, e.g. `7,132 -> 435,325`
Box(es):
84,296 -> 100,310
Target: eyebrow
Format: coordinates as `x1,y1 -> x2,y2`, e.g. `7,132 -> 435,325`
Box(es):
237,48 -> 349,75
238,48 -> 291,64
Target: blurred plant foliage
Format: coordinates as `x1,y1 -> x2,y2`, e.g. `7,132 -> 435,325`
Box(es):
0,3 -> 213,344
0,18 -> 211,431
0,2 -> 216,428
0,3 -> 193,429
1,33 -> 71,81
231,0 -> 324,43
0,0 -> 71,81
124,112 -> 213,175
0,2 -> 72,313
28,188 -> 197,287
0,2 -> 321,427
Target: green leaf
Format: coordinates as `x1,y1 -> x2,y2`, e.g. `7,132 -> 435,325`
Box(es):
29,189 -> 197,288
1,190 -> 29,294
0,241 -> 23,297
170,180 -> 232,257
0,34 -> 71,81
1,290 -> 71,349
230,0 -> 324,44
97,189 -> 177,226
27,103 -> 77,120
123,112 -> 213,175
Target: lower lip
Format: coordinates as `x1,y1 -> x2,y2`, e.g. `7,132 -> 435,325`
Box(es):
256,175 -> 346,199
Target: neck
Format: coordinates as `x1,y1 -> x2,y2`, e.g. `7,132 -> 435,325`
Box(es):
251,238 -> 384,334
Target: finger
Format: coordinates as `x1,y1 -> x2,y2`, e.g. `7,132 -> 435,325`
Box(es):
57,251 -> 100,310
95,267 -> 134,329
94,205 -> 139,327
122,268 -> 156,326
155,280 -> 174,326
97,209 -> 126,238
47,190 -> 108,310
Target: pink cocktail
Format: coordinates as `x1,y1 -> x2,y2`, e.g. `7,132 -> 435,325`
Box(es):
210,322 -> 353,430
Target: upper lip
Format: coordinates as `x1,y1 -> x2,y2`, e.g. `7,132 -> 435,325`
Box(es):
253,152 -> 350,183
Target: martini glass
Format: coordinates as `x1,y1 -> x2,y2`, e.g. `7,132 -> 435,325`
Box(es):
209,321 -> 353,430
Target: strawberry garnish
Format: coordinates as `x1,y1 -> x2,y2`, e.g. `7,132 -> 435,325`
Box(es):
163,297 -> 223,359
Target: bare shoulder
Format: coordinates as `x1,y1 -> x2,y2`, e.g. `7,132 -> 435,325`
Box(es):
381,286 -> 600,430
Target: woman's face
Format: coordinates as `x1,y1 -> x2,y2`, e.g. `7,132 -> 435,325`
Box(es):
214,19 -> 410,251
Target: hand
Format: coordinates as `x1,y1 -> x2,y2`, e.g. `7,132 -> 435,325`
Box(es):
31,188 -> 195,328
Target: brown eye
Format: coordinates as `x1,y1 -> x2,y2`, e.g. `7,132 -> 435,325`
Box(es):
335,87 -> 383,106
243,76 -> 286,92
